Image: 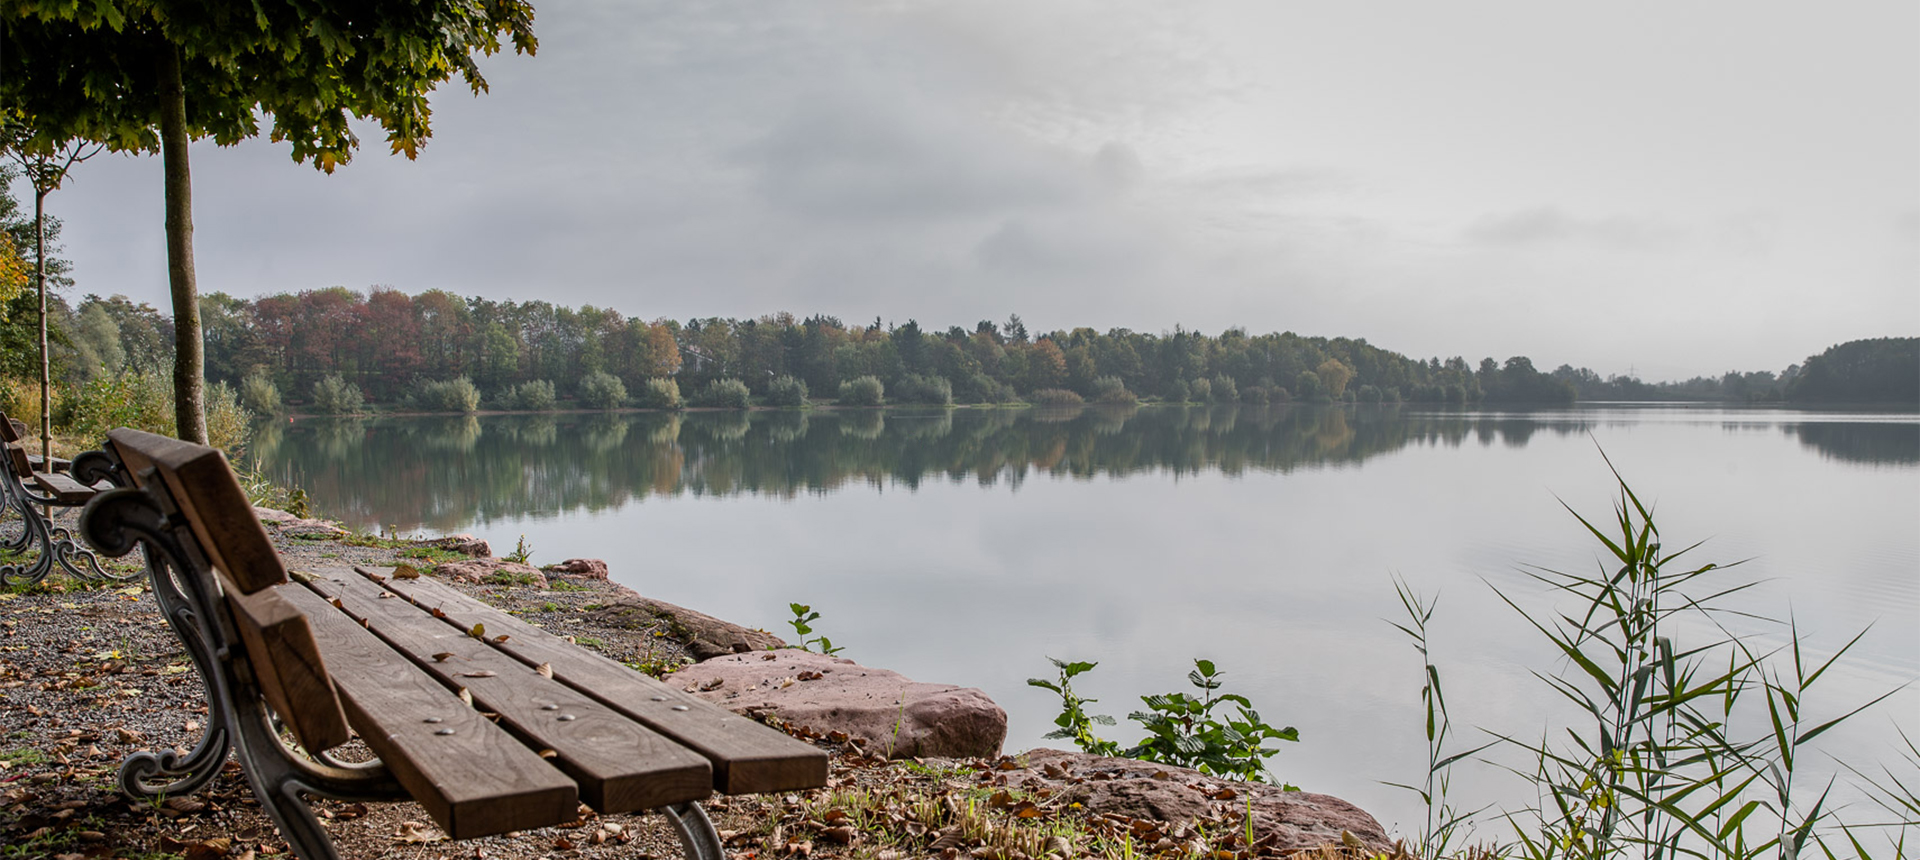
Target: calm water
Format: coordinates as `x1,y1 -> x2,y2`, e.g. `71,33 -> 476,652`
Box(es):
251,404 -> 1919,837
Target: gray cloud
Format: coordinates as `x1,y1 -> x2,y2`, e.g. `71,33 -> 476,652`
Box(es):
1464,206 -> 1688,252
17,1 -> 1916,381
731,92 -> 1092,222
1895,209 -> 1920,245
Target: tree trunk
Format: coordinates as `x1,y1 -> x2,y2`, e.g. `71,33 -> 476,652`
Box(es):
160,44 -> 207,444
33,189 -> 49,463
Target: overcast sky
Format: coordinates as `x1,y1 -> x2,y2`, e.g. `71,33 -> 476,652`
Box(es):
20,0 -> 1920,381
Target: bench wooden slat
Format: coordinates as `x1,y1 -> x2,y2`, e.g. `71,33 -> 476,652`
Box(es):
303,568 -> 713,813
4,442 -> 28,479
221,577 -> 352,754
25,454 -> 69,473
377,571 -> 831,795
32,470 -> 98,505
107,429 -> 286,594
0,417 -> 22,444
279,586 -> 580,839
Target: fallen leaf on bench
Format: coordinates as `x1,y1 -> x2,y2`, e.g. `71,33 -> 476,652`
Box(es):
432,607 -> 447,619
538,748 -> 558,759
796,671 -> 823,681
458,687 -> 473,707
392,565 -> 421,580
537,662 -> 553,678
432,653 -> 455,662
468,623 -> 486,639
492,634 -> 510,643
460,670 -> 497,678
331,598 -> 343,609
378,592 -> 394,599
701,678 -> 725,691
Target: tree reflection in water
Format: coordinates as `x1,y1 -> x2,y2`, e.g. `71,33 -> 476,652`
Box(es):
250,405 -> 1914,532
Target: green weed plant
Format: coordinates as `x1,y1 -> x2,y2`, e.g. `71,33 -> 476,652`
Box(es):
1028,657 -> 1297,783
1394,457 -> 1911,860
787,602 -> 845,655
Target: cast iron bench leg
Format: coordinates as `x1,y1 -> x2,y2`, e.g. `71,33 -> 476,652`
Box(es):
0,485 -> 59,587
666,802 -> 725,860
0,452 -> 125,586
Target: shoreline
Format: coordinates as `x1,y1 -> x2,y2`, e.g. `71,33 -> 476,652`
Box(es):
0,507 -> 1388,859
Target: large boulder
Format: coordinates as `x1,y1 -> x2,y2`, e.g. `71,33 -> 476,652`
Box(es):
1005,749 -> 1390,855
585,597 -> 784,660
431,558 -> 547,588
680,650 -> 1006,760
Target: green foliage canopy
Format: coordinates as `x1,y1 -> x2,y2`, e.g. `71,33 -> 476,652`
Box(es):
0,1 -> 537,167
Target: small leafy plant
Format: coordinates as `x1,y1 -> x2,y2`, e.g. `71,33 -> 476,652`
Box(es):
1027,658 -> 1120,757
788,603 -> 844,655
504,534 -> 533,565
1124,659 -> 1298,783
1029,657 -> 1297,783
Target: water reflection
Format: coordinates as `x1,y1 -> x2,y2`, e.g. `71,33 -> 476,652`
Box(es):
251,405 -> 1918,531
1792,421 -> 1920,465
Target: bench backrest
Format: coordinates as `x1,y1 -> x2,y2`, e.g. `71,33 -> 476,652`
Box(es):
1,413 -> 29,478
104,428 -> 352,753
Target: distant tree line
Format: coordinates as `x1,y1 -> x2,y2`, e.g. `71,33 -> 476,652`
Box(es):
8,278 -> 1914,413
1543,337 -> 1917,405
29,286 -> 1596,409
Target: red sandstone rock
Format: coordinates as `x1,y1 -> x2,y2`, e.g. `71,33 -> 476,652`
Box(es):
427,534 -> 492,557
430,558 -> 548,588
249,507 -> 346,537
584,597 -> 785,660
1011,749 -> 1391,855
545,558 -> 609,579
681,650 -> 1007,760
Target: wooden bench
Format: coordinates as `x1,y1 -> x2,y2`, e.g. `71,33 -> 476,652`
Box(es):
79,428 -> 828,860
0,413 -> 120,585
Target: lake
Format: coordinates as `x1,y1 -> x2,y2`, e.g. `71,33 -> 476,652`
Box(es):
248,403 -> 1919,839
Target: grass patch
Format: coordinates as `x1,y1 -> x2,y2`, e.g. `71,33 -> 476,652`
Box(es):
0,748 -> 48,766
483,570 -> 542,587
286,532 -> 342,543
2,572 -> 131,596
397,546 -> 465,565
624,655 -> 688,679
